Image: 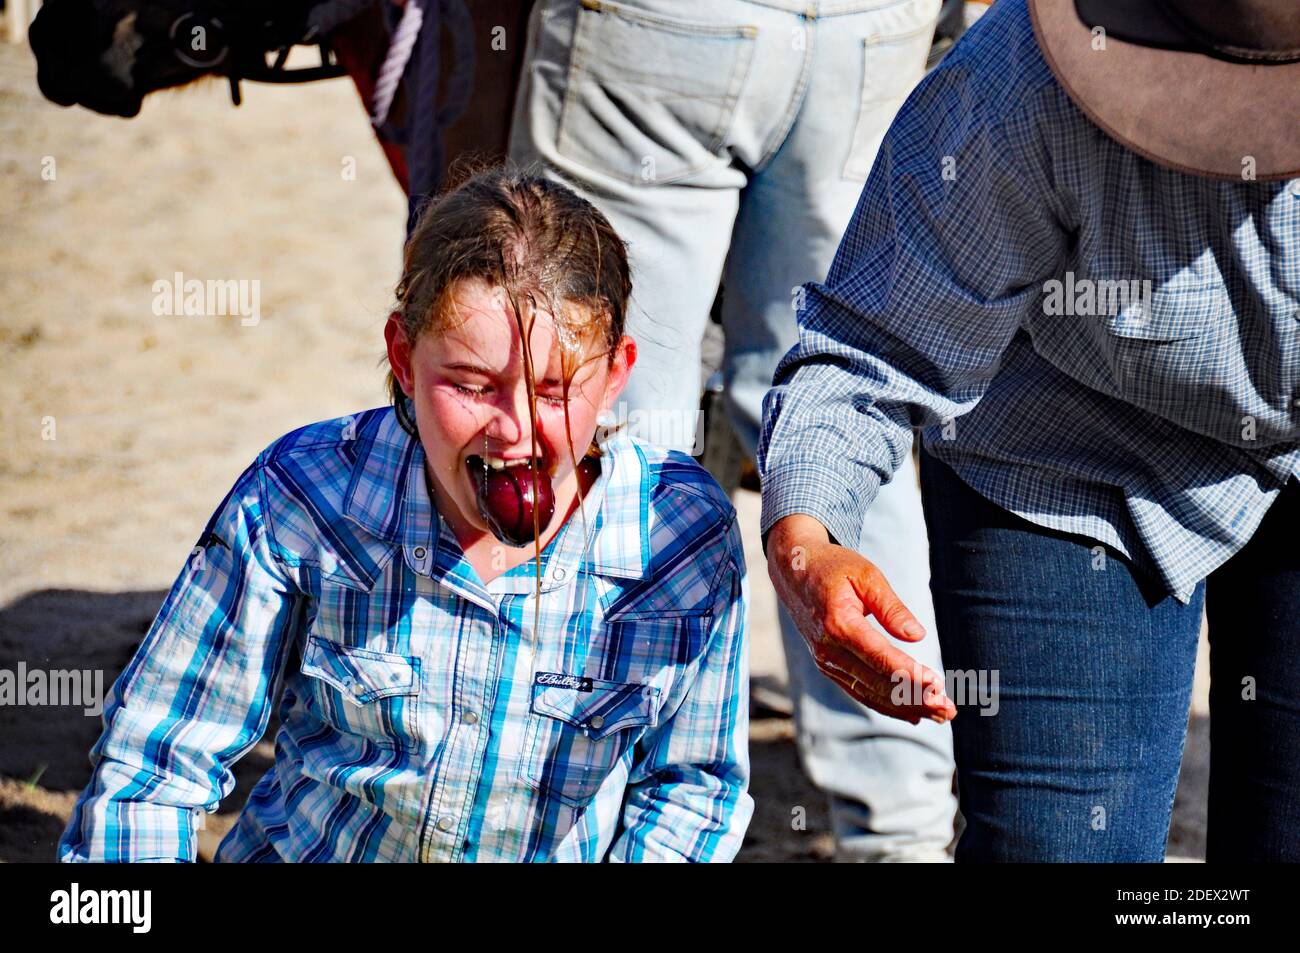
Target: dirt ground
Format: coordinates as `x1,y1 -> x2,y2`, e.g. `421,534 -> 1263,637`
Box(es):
0,37 -> 1208,863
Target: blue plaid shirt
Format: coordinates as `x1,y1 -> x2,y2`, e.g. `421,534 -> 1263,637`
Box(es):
759,0 -> 1300,604
59,407 -> 751,862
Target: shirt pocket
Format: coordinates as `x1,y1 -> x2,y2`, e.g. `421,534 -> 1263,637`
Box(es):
519,675 -> 661,808
1098,280 -> 1230,415
299,634 -> 422,751
842,0 -> 939,181
555,0 -> 757,185
1097,275 -> 1229,339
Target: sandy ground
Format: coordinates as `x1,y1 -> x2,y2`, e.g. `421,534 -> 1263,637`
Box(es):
0,37 -> 1208,863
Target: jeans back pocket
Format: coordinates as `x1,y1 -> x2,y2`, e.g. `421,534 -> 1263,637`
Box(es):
557,0 -> 757,185
842,0 -> 941,181
520,673 -> 661,807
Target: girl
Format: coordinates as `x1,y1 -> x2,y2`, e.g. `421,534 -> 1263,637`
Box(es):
58,168 -> 752,862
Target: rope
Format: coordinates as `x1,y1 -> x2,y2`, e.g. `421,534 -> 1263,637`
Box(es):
407,0 -> 444,233
370,0 -> 424,127
303,0 -> 465,237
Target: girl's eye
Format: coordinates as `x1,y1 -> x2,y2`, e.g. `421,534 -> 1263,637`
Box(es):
449,382 -> 568,406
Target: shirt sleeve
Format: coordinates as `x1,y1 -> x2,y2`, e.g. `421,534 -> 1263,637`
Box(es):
607,514 -> 753,863
58,455 -> 301,862
757,61 -> 1069,553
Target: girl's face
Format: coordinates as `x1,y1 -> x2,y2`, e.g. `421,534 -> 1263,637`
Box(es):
385,277 -> 636,546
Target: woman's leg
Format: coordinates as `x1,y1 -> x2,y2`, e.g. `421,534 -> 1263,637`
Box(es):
919,445 -> 1204,861
1205,477 -> 1300,862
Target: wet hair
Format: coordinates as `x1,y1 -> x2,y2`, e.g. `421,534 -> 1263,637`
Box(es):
387,162 -> 633,605
388,162 -> 631,452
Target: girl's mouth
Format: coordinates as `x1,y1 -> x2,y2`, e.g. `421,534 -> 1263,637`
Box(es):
465,454 -> 556,547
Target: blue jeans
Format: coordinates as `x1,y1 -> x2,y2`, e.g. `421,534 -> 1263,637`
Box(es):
508,0 -> 956,859
920,442 -> 1300,862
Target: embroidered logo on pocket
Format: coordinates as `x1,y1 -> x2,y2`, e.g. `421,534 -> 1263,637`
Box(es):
535,672 -> 594,692
519,676 -> 660,807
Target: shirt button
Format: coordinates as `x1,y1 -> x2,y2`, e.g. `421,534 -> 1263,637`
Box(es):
589,715 -> 605,730
436,816 -> 454,832
1290,179 -> 1300,198
413,546 -> 427,559
462,710 -> 479,725
553,567 -> 567,581
350,681 -> 366,696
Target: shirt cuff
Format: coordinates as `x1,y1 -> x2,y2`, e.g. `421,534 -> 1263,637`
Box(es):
758,460 -> 881,557
59,800 -> 205,863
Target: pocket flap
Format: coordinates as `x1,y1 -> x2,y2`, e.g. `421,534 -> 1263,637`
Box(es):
301,635 -> 420,705
530,673 -> 659,740
1101,281 -> 1225,341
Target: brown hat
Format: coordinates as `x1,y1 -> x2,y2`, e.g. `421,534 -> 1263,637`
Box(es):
1028,0 -> 1300,181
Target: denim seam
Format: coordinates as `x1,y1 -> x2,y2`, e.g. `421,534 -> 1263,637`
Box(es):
578,0 -> 759,39
842,20 -> 937,179
752,14 -> 817,175
746,0 -> 916,15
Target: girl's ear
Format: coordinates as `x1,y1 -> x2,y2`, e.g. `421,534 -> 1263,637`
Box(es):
604,335 -> 637,404
385,313 -> 415,396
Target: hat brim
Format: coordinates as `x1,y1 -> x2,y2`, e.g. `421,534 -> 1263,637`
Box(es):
1028,0 -> 1300,181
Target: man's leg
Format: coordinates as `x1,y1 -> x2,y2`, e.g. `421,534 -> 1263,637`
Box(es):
1205,478 -> 1300,862
920,444 -> 1203,861
722,0 -> 954,861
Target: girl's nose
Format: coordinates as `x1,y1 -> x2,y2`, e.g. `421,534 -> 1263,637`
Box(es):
483,381 -> 535,448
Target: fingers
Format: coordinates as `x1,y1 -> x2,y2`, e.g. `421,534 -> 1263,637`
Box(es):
850,561 -> 926,642
813,622 -> 956,723
815,640 -> 952,725
769,534 -> 955,723
820,663 -> 922,724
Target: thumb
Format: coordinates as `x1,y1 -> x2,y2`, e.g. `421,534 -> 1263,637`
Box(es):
850,560 -> 927,643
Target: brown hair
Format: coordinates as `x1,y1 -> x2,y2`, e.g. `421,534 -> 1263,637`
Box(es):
389,162 -> 632,447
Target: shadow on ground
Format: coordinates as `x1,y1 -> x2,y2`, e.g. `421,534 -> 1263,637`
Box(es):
0,589 -> 1206,863
0,589 -> 275,861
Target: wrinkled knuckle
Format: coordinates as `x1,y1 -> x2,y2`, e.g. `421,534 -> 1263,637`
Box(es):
818,608 -> 849,643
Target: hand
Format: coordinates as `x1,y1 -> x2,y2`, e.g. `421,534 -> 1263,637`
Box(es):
766,514 -> 956,725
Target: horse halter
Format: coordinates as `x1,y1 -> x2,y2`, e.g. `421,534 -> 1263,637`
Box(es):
165,0 -> 371,106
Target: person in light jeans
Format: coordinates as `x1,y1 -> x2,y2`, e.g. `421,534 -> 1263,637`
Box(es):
508,0 -> 957,860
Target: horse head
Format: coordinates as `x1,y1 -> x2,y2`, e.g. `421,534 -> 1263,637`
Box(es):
29,0 -> 339,117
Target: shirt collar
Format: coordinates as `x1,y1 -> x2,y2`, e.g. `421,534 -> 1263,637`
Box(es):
342,408 -> 652,596
582,428 -> 652,580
